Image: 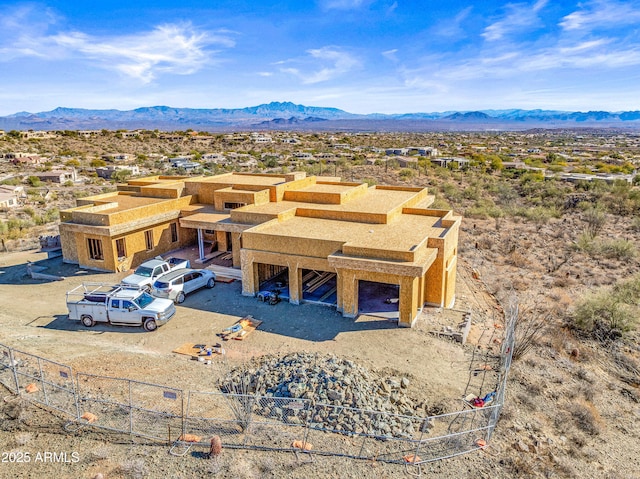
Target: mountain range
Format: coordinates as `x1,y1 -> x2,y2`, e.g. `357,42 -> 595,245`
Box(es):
2,101 -> 640,131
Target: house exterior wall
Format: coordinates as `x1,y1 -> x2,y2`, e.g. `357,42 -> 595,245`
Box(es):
58,172 -> 461,328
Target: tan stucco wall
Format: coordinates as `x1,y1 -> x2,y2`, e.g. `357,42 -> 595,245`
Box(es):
58,173 -> 461,328
68,220 -> 196,271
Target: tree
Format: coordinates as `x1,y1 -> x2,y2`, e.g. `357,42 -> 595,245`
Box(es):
488,155 -> 503,172
27,176 -> 42,187
111,169 -> 132,182
90,159 -> 107,168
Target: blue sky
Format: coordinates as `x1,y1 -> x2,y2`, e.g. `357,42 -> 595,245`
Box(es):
1,0 -> 639,115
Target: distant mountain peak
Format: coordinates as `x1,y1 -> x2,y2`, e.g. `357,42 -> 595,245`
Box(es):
444,111 -> 493,121
2,103 -> 640,131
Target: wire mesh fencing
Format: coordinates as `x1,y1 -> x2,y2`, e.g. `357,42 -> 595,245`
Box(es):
3,346 -> 77,418
0,344 -> 18,394
0,309 -> 516,467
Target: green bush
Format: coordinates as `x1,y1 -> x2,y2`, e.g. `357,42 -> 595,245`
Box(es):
575,234 -> 636,260
571,275 -> 640,341
399,168 -> 415,180
520,206 -> 561,224
572,290 -> 637,341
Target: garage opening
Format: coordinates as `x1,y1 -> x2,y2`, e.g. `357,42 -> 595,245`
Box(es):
257,263 -> 289,299
302,269 -> 337,305
358,280 -> 400,319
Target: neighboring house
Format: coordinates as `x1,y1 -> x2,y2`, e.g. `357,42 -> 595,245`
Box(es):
396,156 -> 418,168
102,154 -> 131,162
0,191 -> 19,208
502,161 -> 527,169
0,184 -> 25,203
431,157 -> 471,168
20,131 -> 56,139
34,169 -> 77,183
78,130 -> 100,138
120,131 -> 141,139
386,147 -> 439,157
95,165 -> 141,179
9,155 -> 45,166
170,159 -> 201,170
59,172 -> 461,328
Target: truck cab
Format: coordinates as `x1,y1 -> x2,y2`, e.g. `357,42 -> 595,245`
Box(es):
121,257 -> 190,290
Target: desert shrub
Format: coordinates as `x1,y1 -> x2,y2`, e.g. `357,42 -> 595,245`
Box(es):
399,168 -> 415,180
568,400 -> 601,436
599,238 -> 636,260
575,234 -> 636,260
430,197 -> 452,210
465,202 -> 503,219
511,301 -> 552,360
520,206 -> 560,224
583,206 -> 606,237
570,280 -> 639,341
440,182 -> 462,201
362,177 -> 377,187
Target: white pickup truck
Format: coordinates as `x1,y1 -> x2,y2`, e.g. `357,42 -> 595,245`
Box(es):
67,283 -> 176,331
121,257 -> 190,290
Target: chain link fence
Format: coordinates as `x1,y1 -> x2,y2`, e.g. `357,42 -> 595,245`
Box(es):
0,310 -> 515,467
1,345 -> 77,418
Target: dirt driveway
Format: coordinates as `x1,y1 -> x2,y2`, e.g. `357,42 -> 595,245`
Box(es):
0,250 -> 501,407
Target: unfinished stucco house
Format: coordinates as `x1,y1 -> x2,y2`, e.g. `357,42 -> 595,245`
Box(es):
59,172 -> 461,327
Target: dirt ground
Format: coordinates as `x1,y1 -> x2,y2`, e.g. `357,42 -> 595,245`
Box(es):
0,247 -> 504,479
2,214 -> 640,479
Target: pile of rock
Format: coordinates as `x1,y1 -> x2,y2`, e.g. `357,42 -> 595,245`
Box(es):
220,353 -> 431,438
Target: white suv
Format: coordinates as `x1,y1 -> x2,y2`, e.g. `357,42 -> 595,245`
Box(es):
151,268 -> 216,304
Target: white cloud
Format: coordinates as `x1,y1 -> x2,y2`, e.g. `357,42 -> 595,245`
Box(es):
50,24 -> 224,82
482,0 -> 548,41
318,0 -> 372,10
0,6 -> 234,83
560,0 -> 640,32
382,49 -> 398,61
280,47 -> 360,84
432,6 -> 473,38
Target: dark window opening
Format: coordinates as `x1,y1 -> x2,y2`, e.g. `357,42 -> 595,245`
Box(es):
144,230 -> 154,250
87,238 -> 103,260
170,223 -> 178,243
116,238 -> 126,258
224,202 -> 246,210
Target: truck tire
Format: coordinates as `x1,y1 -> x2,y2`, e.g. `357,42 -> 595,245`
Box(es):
143,318 -> 157,332
81,315 -> 95,327
176,292 -> 186,304
206,278 -> 215,288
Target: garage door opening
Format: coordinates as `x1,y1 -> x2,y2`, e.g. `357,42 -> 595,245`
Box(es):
257,263 -> 289,299
358,280 -> 399,319
302,269 -> 337,305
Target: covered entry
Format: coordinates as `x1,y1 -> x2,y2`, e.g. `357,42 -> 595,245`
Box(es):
357,280 -> 400,319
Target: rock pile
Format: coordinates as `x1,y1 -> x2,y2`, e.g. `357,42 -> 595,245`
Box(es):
220,353 -> 431,438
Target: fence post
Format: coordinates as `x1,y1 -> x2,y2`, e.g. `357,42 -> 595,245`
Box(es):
180,392 -> 186,445
37,357 -> 50,407
128,379 -> 133,436
300,399 -> 312,453
73,372 -> 80,420
8,347 -> 20,395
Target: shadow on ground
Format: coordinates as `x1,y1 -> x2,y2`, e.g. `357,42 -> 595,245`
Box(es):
182,281 -> 398,342
0,256 -> 110,285
26,314 -> 150,334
